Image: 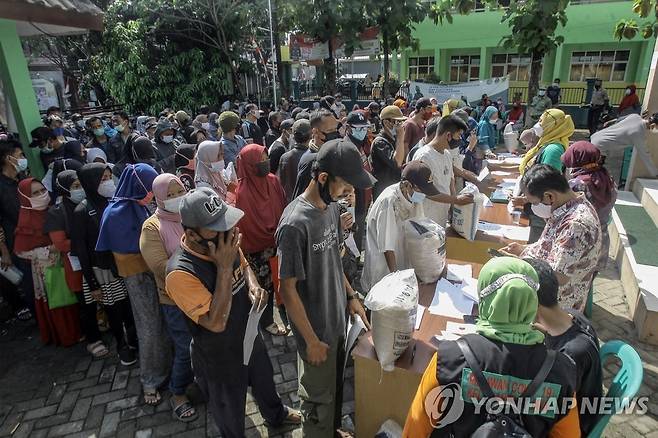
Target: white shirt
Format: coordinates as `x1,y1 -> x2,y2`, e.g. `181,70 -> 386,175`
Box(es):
362,183 -> 424,292
414,144 -> 454,227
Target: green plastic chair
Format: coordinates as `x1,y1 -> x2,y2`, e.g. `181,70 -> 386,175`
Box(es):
587,340 -> 644,438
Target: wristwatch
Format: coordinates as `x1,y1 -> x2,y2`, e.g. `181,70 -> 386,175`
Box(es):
347,294 -> 358,301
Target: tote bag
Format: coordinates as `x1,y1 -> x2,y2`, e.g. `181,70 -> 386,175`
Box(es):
45,257 -> 78,309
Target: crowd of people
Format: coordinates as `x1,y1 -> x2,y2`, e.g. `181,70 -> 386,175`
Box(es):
0,85 -> 643,437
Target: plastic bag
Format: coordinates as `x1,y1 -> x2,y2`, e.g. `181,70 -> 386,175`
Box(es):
404,218 -> 446,284
452,183 -> 485,241
375,419 -> 403,438
364,269 -> 418,372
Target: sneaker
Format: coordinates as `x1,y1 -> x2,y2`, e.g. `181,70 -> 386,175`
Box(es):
118,346 -> 137,366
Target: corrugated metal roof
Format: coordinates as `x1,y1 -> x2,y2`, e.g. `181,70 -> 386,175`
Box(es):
15,0 -> 103,16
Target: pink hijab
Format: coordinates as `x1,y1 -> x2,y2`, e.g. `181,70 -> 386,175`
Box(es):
152,173 -> 185,256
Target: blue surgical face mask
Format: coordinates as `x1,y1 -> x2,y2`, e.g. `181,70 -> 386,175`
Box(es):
351,127 -> 368,141
410,191 -> 426,204
52,127 -> 65,137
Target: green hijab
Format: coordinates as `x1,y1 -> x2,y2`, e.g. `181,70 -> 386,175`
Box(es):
476,257 -> 545,345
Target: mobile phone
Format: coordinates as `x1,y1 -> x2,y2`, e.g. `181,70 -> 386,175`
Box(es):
487,248 -> 505,258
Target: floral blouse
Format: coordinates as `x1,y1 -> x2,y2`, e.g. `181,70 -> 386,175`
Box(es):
522,194 -> 602,311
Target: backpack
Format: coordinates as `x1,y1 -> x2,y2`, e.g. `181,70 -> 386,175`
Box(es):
456,338 -> 557,438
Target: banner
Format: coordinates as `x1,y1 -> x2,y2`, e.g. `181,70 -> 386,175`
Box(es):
290,27 -> 380,62
335,27 -> 381,58
409,77 -> 509,105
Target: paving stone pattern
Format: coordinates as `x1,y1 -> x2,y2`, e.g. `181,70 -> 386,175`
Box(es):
0,259 -> 655,437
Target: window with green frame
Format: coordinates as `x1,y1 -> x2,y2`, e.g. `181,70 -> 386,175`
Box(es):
569,50 -> 629,82
450,55 -> 480,82
408,56 -> 435,80
491,53 -> 543,81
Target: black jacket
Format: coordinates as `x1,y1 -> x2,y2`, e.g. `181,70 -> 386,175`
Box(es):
0,173 -> 20,251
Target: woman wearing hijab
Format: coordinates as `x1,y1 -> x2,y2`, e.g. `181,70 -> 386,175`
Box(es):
562,141 -> 617,269
194,140 -> 228,201
50,158 -> 83,200
618,84 -> 641,117
15,178 -> 80,346
62,140 -> 85,164
463,105 -> 499,174
442,98 -> 460,117
44,171 -> 93,351
96,163 -> 172,406
403,257 -> 580,437
71,163 -> 136,363
207,112 -> 219,140
86,147 -> 110,165
174,144 -> 197,192
114,136 -> 161,177
235,144 -> 287,335
514,108 -> 575,242
139,173 -> 197,422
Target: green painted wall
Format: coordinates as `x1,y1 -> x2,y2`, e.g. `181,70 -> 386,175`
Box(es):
406,1 -> 653,88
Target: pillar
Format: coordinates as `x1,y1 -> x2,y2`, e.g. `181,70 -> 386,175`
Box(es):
0,19 -> 43,177
479,47 -> 492,80
438,49 -> 449,83
553,45 -> 567,85
541,49 -> 557,84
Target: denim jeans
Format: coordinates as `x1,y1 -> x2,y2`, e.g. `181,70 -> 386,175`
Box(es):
161,303 -> 194,396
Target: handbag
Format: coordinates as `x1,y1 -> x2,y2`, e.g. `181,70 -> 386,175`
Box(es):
44,256 -> 78,309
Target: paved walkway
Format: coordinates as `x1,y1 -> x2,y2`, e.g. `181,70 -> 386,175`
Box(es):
0,259 -> 655,437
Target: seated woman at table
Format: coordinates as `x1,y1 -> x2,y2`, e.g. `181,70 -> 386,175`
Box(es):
403,257 -> 580,438
501,164 -> 602,312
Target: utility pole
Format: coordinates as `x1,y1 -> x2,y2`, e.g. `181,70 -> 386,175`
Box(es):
267,0 -> 278,108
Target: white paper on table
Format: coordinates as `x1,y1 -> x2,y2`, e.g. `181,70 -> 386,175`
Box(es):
243,302 -> 266,365
67,253 -> 82,271
503,178 -> 519,184
477,166 -> 490,182
482,194 -> 493,208
446,264 -> 473,282
445,321 -> 477,335
478,221 -> 504,234
503,225 -> 531,242
490,188 -> 511,201
345,234 -> 360,257
460,277 -> 479,302
344,314 -> 367,370
496,152 -> 516,159
503,157 -> 524,165
491,170 -> 512,176
415,304 -> 426,330
497,181 -> 517,190
428,278 -> 475,318
485,158 -> 504,165
436,332 -> 461,341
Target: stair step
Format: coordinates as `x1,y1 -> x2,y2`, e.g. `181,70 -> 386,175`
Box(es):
633,178 -> 658,228
609,192 -> 658,345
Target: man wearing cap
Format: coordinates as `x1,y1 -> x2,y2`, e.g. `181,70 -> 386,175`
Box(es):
403,97 -> 433,155
371,105 -> 408,199
268,118 -> 294,174
218,111 -> 247,166
240,103 -> 264,145
365,102 -> 382,133
277,119 -> 312,203
276,140 -> 374,437
70,113 -> 90,144
165,187 -> 300,437
415,115 -> 475,228
362,161 -> 438,291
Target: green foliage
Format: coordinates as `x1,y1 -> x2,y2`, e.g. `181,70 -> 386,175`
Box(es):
616,0 -> 658,39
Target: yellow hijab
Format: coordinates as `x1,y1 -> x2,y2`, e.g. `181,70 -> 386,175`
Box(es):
442,98 -> 460,116
519,108 -> 575,174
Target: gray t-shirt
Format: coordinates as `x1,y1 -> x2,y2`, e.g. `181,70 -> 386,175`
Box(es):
276,195 -> 346,356
590,113 -> 647,155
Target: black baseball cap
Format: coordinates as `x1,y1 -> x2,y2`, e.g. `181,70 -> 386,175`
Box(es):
29,127 -> 51,148
316,139 -> 377,189
346,111 -> 370,127
401,161 -> 440,196
415,97 -> 432,111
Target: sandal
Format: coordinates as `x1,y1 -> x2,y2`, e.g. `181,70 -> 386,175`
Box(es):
170,398 -> 198,423
86,340 -> 109,358
266,406 -> 302,427
143,389 -> 161,406
264,323 -> 288,337
16,308 -> 32,321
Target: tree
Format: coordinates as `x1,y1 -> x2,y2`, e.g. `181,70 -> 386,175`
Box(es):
433,0 -> 569,108
614,0 -> 658,39
366,1 -> 428,99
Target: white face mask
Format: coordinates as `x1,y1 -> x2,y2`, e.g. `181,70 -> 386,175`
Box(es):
162,135 -> 174,143
625,89 -> 631,96
97,180 -> 116,198
410,191 -> 426,204
163,196 -> 184,213
30,191 -> 51,210
532,122 -> 544,137
531,202 -> 552,218
201,122 -> 211,131
538,91 -> 546,97
69,188 -> 86,204
210,160 -> 225,173
76,120 -> 86,129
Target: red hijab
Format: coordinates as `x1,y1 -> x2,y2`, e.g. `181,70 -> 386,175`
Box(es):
235,144 -> 286,254
618,85 -> 640,113
561,141 -> 615,211
14,178 -> 51,253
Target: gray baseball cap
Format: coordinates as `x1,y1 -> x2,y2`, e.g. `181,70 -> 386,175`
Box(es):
180,187 -> 244,232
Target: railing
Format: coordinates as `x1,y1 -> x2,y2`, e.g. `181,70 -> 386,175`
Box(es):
508,86 -> 644,106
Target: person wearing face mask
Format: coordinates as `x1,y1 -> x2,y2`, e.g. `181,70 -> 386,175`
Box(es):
235,144 -> 288,336
85,116 -> 119,162
416,115 -> 475,228
588,79 -> 609,135
110,111 -> 139,160
70,113 -> 90,144
500,164 -> 602,312
546,78 -> 561,107
403,97 -> 433,157
174,144 -> 197,192
240,103 -> 265,145
618,84 -> 641,117
218,110 -> 247,166
195,140 -> 229,201
268,118 -> 294,174
365,101 -> 382,133
96,163 -> 172,406
529,88 -> 553,126
165,187 -> 301,436
276,139 -> 373,438
265,111 -> 283,149
140,174 -> 198,422
290,110 -> 340,200
152,118 -> 179,173
449,110 -> 480,188
15,178 -> 82,346
371,105 -> 408,199
361,161 -> 434,291
114,135 -> 162,177
277,119 -> 312,203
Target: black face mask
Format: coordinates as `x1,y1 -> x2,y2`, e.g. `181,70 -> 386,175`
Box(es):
449,138 -> 462,149
322,130 -> 341,143
255,160 -> 270,177
318,175 -> 335,205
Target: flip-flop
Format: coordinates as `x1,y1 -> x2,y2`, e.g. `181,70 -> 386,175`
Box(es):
16,308 -> 32,321
86,341 -> 109,358
143,390 -> 161,406
170,398 -> 198,423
